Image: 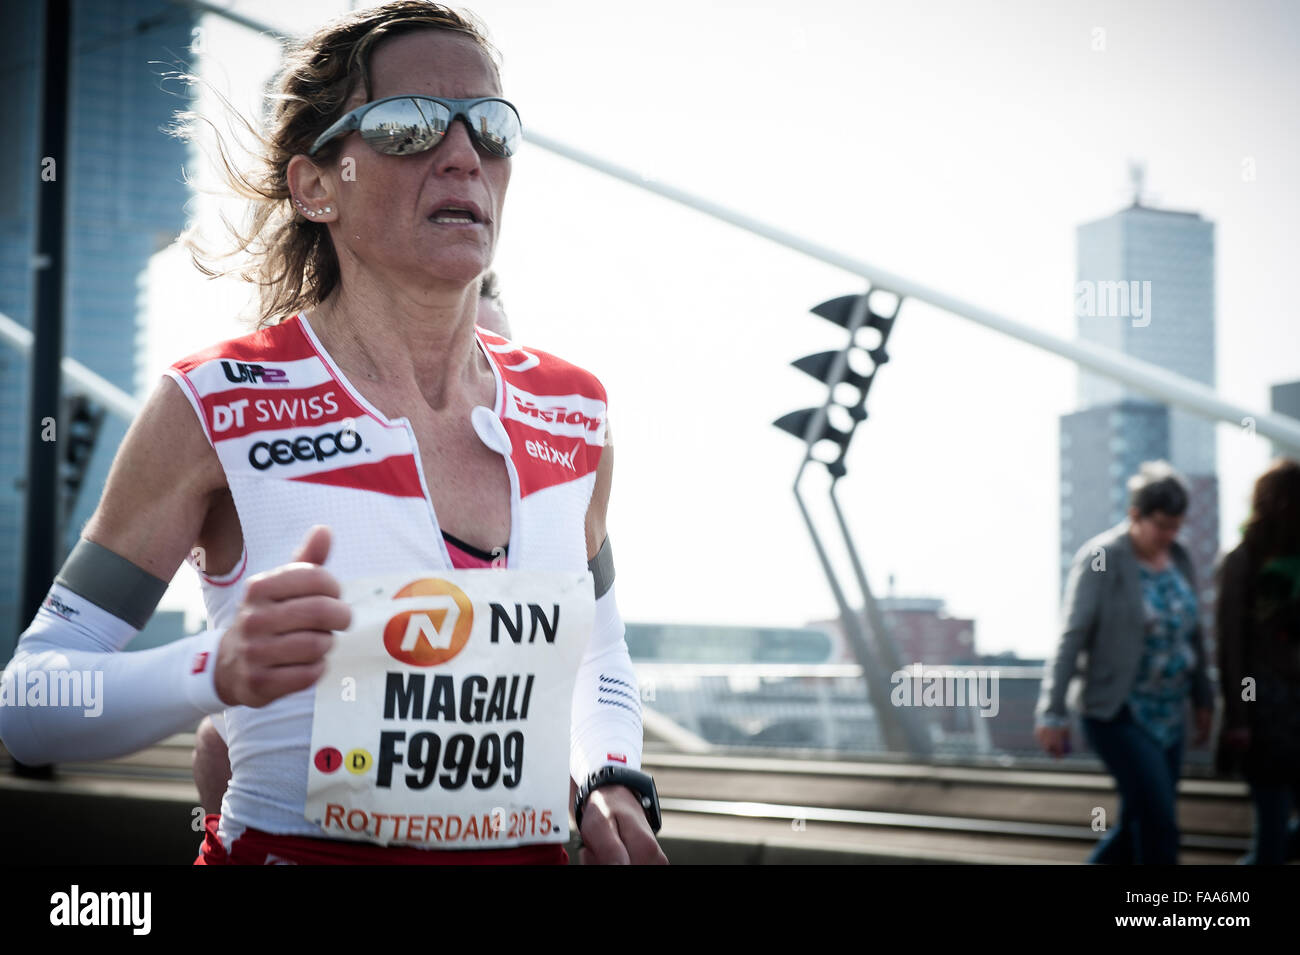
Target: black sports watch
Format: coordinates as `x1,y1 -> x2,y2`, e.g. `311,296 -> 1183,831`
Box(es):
574,765 -> 662,834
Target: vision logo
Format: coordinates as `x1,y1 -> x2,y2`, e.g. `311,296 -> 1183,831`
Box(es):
502,382 -> 606,443
383,578 -> 474,667
511,396 -> 601,432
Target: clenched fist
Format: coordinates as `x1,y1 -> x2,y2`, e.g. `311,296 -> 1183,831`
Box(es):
214,525 -> 351,708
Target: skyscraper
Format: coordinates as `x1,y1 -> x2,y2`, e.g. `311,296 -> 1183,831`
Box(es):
1060,178 -> 1220,643
0,1 -> 197,647
1060,401 -> 1171,580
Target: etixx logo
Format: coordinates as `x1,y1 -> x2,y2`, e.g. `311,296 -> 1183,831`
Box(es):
383,578 -> 474,667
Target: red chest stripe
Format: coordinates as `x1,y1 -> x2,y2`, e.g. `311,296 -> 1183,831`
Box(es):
290,456 -> 425,498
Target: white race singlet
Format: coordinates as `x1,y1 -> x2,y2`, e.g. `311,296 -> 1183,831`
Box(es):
165,313 -> 608,849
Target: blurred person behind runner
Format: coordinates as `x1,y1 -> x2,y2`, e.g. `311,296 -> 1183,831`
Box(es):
477,268 -> 512,338
1035,461 -> 1214,864
1215,457 -> 1300,864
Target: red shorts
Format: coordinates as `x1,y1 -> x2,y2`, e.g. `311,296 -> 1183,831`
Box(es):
193,814 -> 568,865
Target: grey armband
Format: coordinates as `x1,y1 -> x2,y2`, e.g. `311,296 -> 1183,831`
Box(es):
588,535 -> 615,600
55,538 -> 169,630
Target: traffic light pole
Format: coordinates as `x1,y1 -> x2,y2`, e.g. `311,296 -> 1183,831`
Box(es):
827,480 -> 903,675
787,289 -> 926,757
827,478 -> 932,756
792,464 -> 915,755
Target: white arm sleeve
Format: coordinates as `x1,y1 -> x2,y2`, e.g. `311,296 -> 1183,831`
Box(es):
569,580 -> 643,781
0,583 -> 225,764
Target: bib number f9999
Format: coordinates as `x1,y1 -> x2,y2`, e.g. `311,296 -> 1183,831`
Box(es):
305,568 -> 594,849
377,729 -> 524,791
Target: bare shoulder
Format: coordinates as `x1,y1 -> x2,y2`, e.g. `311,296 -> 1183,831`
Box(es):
80,375 -> 227,580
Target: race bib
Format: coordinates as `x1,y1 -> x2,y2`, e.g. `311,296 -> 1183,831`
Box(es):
305,568 -> 594,849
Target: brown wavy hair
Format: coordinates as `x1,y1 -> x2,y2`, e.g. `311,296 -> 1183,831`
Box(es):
1242,457 -> 1300,567
171,2 -> 502,328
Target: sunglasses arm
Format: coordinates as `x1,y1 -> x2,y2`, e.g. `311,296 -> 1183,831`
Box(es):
307,111 -> 362,157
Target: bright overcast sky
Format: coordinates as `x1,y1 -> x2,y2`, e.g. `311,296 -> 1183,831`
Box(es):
145,0 -> 1300,659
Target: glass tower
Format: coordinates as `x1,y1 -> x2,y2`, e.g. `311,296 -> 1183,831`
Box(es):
0,1 -> 197,647
1060,192 -> 1220,643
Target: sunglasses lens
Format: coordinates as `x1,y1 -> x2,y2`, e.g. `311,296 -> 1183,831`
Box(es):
354,98 -> 520,157
466,100 -> 521,157
359,98 -> 449,155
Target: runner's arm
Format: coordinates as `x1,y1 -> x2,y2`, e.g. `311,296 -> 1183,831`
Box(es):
0,376 -> 229,763
569,418 -> 643,781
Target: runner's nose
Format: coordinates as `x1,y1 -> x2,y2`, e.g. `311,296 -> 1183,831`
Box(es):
434,117 -> 483,176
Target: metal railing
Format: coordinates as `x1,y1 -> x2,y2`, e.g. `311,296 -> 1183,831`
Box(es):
633,662 -> 1219,774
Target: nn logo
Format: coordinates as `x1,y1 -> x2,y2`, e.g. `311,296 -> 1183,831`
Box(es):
383,579 -> 474,667
221,360 -> 289,384
382,578 -> 564,666
490,602 -> 560,644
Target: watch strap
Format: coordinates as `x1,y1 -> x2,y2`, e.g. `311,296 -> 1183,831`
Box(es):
574,765 -> 661,834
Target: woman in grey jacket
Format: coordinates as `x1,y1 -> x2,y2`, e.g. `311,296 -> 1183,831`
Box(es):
1035,462 -> 1215,864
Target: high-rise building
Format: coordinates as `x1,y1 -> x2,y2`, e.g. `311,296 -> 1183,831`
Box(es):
1060,185 -> 1220,644
1060,401 -> 1170,578
1060,176 -> 1222,641
0,2 -> 196,648
1075,203 -> 1217,473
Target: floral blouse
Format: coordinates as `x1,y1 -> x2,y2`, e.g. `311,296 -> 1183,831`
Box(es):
1127,562 -> 1199,748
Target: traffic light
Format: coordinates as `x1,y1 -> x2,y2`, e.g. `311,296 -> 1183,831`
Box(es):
773,406 -> 854,477
769,287 -> 927,756
773,289 -> 901,478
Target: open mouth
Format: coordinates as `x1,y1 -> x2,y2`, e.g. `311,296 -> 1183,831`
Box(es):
429,204 -> 482,225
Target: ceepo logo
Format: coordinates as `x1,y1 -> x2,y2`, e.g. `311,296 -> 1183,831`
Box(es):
248,428 -> 363,470
383,578 -> 474,667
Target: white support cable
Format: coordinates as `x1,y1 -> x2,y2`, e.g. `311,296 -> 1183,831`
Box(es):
0,311 -> 142,422
523,130 -> 1300,453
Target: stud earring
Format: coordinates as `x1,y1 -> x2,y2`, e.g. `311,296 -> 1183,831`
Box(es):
293,198 -> 331,218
